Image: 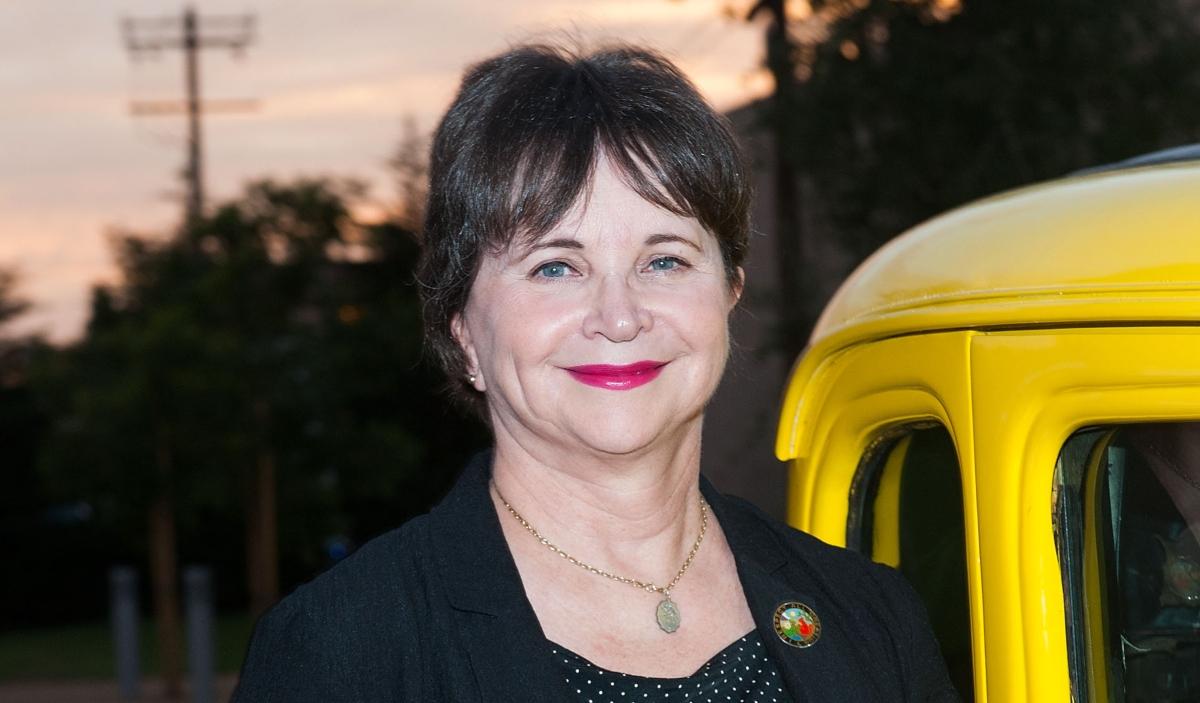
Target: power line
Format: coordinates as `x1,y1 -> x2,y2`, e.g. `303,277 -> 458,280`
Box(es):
121,7 -> 257,226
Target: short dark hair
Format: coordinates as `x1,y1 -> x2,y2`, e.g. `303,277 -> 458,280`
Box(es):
418,43 -> 751,411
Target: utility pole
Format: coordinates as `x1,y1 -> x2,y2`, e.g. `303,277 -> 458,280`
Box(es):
119,10 -> 254,699
122,7 -> 256,226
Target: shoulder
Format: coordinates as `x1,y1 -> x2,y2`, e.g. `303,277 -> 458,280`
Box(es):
714,490 -> 884,576
233,517 -> 437,701
714,492 -> 959,700
234,453 -> 497,701
277,513 -> 436,631
714,490 -> 928,635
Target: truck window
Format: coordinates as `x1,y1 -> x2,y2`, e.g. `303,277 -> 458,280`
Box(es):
850,424 -> 975,701
1055,423 -> 1200,702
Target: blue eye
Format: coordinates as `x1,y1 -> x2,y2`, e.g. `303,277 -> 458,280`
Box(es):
649,257 -> 683,272
534,261 -> 571,279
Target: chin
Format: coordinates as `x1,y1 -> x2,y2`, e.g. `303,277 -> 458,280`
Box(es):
562,402 -> 702,457
572,433 -> 663,458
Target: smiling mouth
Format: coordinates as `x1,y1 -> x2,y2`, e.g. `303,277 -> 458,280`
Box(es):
563,361 -> 668,391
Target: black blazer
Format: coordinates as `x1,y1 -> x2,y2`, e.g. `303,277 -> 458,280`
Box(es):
233,453 -> 959,702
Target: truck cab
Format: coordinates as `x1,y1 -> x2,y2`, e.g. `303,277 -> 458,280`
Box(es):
777,152 -> 1200,701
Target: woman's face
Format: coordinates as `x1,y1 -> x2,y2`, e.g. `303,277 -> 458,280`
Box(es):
453,157 -> 742,458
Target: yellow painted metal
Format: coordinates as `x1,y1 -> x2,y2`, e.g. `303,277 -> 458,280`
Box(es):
813,162 -> 1200,344
969,329 -> 1200,701
870,434 -> 909,568
780,331 -> 984,697
777,162 -> 1200,463
776,159 -> 1200,699
1082,430 -> 1118,703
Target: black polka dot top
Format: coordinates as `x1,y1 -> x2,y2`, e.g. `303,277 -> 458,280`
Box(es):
552,630 -> 795,702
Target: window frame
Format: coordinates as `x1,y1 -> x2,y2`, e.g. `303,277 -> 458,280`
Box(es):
970,328 -> 1200,702
778,332 -> 980,688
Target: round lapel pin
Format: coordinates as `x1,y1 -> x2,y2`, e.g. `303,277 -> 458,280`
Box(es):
773,601 -> 821,648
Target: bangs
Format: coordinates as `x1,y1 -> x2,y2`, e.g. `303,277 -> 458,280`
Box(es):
499,131 -> 701,252
446,46 -> 747,260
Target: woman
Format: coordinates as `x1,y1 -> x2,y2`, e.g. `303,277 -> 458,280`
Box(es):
234,44 -> 958,702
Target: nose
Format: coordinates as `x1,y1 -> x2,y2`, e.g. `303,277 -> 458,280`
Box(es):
582,273 -> 653,342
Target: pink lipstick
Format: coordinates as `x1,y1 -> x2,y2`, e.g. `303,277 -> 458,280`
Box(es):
564,361 -> 667,390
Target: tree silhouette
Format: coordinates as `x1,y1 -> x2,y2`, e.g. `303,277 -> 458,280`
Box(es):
0,268 -> 32,386
743,0 -> 1200,349
34,176 -> 489,691
0,269 -> 28,328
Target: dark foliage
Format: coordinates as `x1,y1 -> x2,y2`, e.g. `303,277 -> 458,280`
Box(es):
763,0 -> 1200,341
23,178 -> 488,625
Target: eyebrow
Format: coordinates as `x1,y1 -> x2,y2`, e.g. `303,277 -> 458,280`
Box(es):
644,233 -> 702,252
516,233 -> 702,259
523,237 -> 584,254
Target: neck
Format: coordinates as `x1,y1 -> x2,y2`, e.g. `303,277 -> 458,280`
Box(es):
489,424 -> 706,582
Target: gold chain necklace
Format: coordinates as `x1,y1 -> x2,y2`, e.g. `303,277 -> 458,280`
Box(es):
493,484 -> 707,634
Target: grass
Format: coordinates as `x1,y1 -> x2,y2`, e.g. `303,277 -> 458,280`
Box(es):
0,614 -> 254,681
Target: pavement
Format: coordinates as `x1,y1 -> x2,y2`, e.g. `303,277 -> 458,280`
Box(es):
0,675 -> 238,703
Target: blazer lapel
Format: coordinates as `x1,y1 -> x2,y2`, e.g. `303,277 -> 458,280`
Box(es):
428,453 -> 569,702
701,478 -> 875,702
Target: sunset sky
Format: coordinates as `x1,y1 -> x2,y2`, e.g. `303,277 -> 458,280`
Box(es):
0,0 -> 769,341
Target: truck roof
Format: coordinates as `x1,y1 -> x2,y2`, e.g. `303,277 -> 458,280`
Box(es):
777,150 -> 1200,461
811,156 -> 1200,351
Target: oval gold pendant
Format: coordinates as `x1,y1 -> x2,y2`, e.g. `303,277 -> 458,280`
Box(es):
656,597 -> 681,633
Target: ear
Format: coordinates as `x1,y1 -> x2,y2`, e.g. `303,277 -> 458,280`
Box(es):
728,266 -> 745,310
450,313 -> 486,392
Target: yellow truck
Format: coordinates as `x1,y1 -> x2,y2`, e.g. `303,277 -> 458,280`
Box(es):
776,149 -> 1200,701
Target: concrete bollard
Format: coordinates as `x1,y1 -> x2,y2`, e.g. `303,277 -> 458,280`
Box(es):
184,566 -> 215,703
109,566 -> 141,700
